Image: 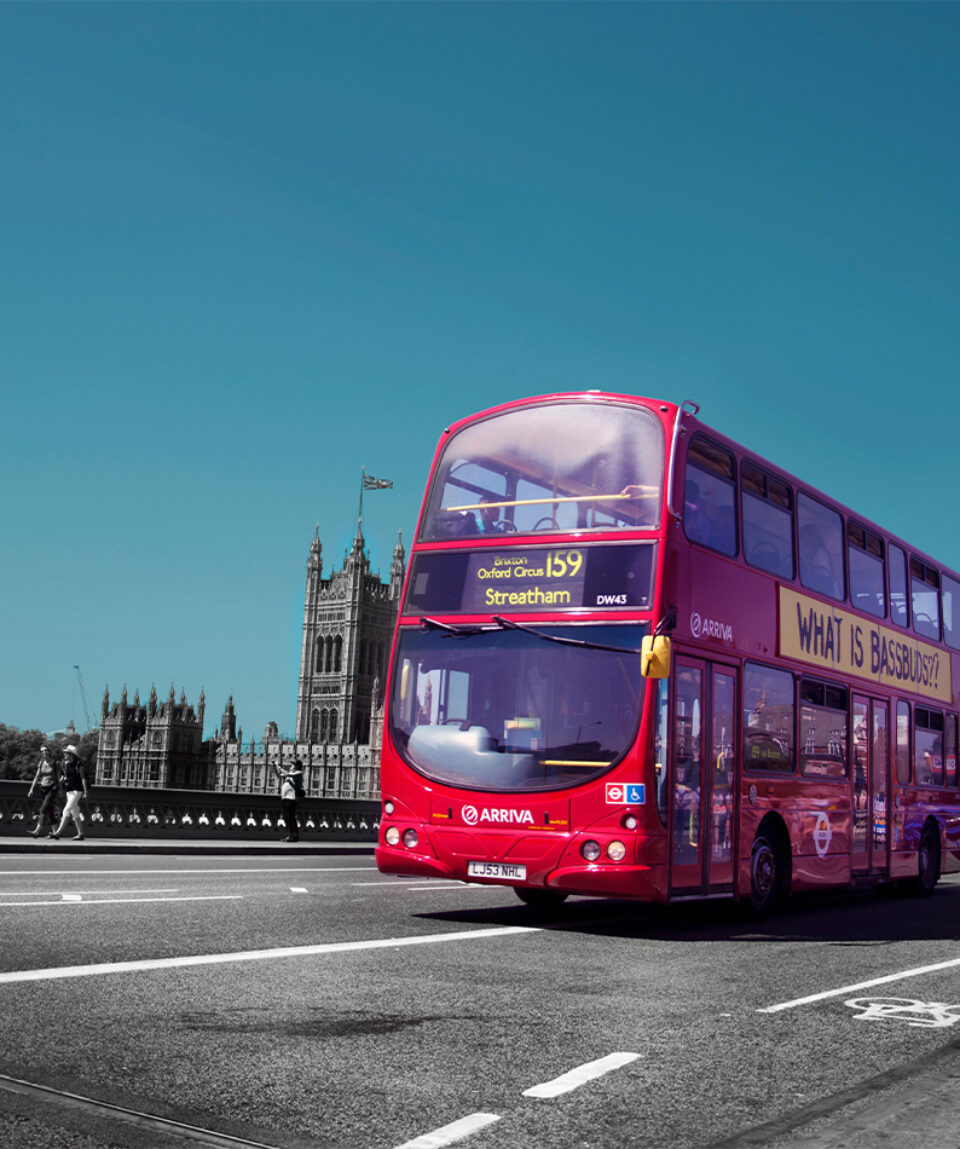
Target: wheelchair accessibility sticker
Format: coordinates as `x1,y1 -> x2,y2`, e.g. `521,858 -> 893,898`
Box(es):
605,783 -> 645,805
845,997 -> 960,1029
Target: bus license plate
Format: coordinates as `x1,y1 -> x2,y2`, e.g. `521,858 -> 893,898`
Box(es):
467,861 -> 527,882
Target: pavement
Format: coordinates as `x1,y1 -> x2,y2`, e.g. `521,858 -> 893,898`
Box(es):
0,834 -> 376,855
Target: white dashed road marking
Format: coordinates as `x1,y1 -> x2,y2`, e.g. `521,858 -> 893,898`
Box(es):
393,1113 -> 502,1149
522,1052 -> 642,1098
393,1052 -> 641,1148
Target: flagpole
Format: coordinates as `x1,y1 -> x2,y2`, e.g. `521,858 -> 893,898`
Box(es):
358,467 -> 366,531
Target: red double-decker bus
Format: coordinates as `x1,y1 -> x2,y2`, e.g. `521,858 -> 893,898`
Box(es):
376,393 -> 960,912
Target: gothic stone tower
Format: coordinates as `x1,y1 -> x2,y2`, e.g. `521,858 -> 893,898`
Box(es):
295,526 -> 405,745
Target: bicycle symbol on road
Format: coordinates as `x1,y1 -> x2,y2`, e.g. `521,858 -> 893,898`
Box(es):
845,997 -> 960,1029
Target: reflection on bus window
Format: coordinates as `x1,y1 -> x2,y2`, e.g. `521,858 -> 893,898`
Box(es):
711,670 -> 735,866
743,663 -> 794,773
655,677 -> 669,826
889,545 -> 909,628
911,558 -> 940,641
914,707 -> 944,787
848,523 -> 885,619
945,714 -> 958,787
391,623 -> 646,792
673,667 -> 702,868
942,575 -> 960,652
896,700 -> 911,784
420,401 -> 664,541
798,494 -> 844,602
799,680 -> 849,779
742,464 -> 794,579
684,437 -> 737,556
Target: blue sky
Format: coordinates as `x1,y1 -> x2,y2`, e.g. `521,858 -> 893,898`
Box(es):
2,3 -> 959,740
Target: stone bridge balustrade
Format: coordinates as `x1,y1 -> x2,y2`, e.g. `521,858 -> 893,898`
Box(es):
0,781 -> 378,841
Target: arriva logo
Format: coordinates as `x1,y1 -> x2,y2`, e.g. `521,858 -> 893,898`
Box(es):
462,805 -> 534,826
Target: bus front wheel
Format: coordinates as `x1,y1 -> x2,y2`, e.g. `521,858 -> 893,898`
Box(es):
749,826 -> 787,916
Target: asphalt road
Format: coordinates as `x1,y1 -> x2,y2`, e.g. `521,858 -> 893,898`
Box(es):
1,851 -> 959,1149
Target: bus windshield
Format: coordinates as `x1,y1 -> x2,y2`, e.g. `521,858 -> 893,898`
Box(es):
420,401 -> 664,541
390,622 -> 647,792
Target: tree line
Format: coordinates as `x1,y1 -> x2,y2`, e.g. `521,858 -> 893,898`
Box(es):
0,725 -> 99,781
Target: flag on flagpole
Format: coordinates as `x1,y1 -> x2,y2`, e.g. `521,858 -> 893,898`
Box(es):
363,473 -> 393,491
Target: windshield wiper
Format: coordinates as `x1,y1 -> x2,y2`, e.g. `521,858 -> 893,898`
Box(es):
419,617 -> 488,637
490,616 -> 645,656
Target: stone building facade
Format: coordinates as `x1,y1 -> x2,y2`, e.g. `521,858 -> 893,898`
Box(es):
97,685 -> 208,790
94,524 -> 405,796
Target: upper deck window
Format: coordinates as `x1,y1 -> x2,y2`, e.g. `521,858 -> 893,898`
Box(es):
420,402 -> 664,541
911,558 -> 941,641
742,463 -> 794,579
888,545 -> 909,627
942,574 -> 960,651
683,436 -> 737,556
848,522 -> 885,619
798,493 -> 844,602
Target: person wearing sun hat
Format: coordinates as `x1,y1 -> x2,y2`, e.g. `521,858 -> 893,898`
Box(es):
51,746 -> 89,841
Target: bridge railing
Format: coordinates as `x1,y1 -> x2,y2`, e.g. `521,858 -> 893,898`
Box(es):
0,781 -> 379,841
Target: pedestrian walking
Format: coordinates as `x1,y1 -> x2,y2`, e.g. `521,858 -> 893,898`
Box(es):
27,745 -> 59,837
51,746 -> 89,841
271,759 -> 305,842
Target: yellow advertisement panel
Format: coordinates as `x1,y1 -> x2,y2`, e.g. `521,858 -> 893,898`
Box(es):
779,587 -> 952,704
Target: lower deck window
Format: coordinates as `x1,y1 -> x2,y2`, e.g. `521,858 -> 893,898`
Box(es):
799,680 -> 849,779
914,707 -> 944,786
743,663 -> 794,773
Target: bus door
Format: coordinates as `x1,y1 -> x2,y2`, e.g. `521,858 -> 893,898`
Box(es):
670,658 -> 737,895
851,695 -> 890,875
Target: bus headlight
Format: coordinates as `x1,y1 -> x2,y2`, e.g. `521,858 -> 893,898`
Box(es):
581,840 -> 602,862
384,800 -> 395,815
621,813 -> 639,831
402,829 -> 419,849
385,826 -> 400,846
607,840 -> 627,862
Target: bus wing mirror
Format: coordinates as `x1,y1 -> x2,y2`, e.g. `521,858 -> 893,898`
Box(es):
641,635 -> 671,678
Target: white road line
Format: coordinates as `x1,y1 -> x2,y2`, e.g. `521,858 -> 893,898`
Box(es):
0,924 -> 539,985
0,895 -> 243,909
351,881 -> 487,889
0,866 -> 375,876
1,889 -> 179,897
522,1052 -> 641,1098
290,887 -> 308,894
393,1113 -> 501,1149
758,955 -> 960,1013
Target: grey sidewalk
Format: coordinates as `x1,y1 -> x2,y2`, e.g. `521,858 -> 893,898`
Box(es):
0,835 -> 375,856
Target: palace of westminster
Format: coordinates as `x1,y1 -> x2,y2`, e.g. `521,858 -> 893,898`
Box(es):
93,523 -> 406,799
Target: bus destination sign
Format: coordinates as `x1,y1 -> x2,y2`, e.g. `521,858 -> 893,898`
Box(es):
404,543 -> 654,616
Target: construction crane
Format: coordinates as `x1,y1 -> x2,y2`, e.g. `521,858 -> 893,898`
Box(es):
73,665 -> 93,733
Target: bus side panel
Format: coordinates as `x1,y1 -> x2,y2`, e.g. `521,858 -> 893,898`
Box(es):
738,782 -> 852,895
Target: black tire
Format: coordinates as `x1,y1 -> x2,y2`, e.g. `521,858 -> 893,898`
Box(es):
514,887 -> 569,912
748,826 -> 786,916
913,821 -> 941,896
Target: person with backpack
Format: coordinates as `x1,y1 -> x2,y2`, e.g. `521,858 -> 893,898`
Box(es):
271,758 -> 306,842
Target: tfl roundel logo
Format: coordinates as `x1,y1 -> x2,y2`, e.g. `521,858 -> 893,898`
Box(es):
606,782 -> 646,805
462,805 -> 479,825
